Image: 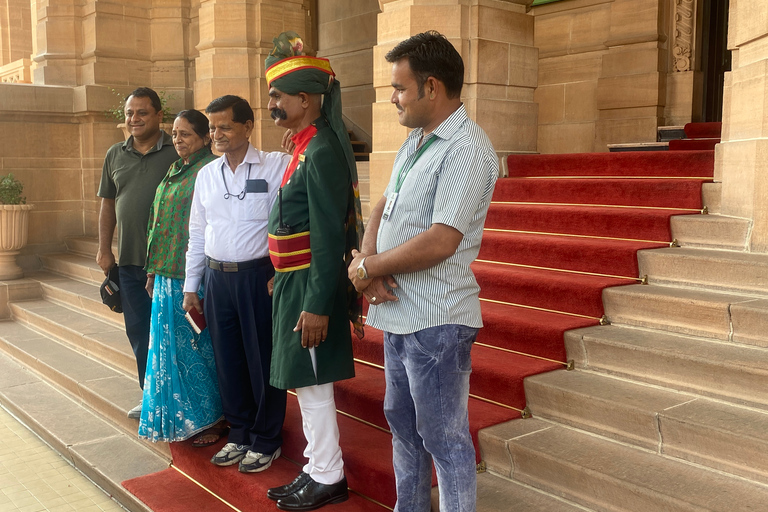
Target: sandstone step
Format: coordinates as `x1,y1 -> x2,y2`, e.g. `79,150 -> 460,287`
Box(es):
27,270 -> 124,327
731,298 -> 768,348
487,419 -> 768,512
524,368 -> 768,485
670,214 -> 749,250
701,182 -> 721,214
565,324 -> 768,408
638,246 -> 768,297
66,236 -> 101,257
603,283 -> 755,340
659,398 -> 768,485
524,368 -> 690,450
0,277 -> 43,319
40,252 -> 105,285
431,472 -> 591,511
0,352 -> 167,512
0,319 -> 144,439
658,125 -> 686,142
9,299 -> 135,375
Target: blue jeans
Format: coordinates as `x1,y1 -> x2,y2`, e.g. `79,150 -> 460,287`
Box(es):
383,324 -> 478,512
119,265 -> 151,390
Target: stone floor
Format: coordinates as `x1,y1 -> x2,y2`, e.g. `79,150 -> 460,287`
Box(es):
0,406 -> 124,512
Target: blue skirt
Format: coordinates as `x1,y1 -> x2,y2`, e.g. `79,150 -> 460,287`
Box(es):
139,276 -> 223,442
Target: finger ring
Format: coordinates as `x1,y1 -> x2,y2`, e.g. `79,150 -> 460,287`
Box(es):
371,296 -> 376,302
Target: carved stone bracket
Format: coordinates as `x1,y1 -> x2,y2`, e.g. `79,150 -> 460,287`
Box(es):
673,0 -> 695,72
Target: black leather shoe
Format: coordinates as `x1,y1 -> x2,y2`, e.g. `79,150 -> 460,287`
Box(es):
276,476 -> 349,511
268,472 -> 311,501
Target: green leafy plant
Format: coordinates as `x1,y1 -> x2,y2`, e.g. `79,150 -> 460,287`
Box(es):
105,88 -> 176,123
0,174 -> 26,205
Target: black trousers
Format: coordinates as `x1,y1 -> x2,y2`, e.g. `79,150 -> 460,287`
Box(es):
119,265 -> 151,390
203,260 -> 286,453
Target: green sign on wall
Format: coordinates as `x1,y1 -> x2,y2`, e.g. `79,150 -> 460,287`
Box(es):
531,0 -> 566,6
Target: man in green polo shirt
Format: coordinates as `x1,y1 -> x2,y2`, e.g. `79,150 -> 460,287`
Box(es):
97,87 -> 178,419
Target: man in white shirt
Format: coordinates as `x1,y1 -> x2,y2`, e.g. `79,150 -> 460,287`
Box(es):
183,95 -> 291,473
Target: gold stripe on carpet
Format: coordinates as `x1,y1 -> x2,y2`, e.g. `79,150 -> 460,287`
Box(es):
170,464 -> 242,511
479,297 -> 603,321
510,175 -> 714,180
287,389 -> 391,434
349,490 -> 394,511
475,259 -> 641,282
490,201 -> 704,213
483,227 -> 675,246
355,358 -> 384,370
468,393 -> 528,414
474,342 -> 568,367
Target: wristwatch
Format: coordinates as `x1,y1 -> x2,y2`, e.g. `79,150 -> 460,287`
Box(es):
356,257 -> 369,280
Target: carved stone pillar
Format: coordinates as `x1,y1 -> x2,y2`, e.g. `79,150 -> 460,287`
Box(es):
31,0 -> 81,85
718,0 -> 768,252
371,0 -> 538,201
194,0 -> 311,151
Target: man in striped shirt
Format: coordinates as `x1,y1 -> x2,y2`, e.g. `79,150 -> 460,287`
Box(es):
348,31 -> 498,512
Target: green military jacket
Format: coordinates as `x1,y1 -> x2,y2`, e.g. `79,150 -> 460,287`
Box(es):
269,118 -> 355,389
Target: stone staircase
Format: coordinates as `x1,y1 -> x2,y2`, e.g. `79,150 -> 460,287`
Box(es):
0,236 -> 589,512
4,209 -> 768,511
0,237 -> 168,512
478,204 -> 768,510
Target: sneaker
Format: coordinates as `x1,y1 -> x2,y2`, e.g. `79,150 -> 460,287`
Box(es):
127,401 -> 142,419
210,443 -> 249,466
239,446 -> 281,473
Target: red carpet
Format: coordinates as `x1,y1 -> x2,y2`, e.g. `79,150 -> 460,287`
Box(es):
669,122 -> 722,151
684,122 -> 722,139
506,150 -> 714,177
124,148 -> 715,511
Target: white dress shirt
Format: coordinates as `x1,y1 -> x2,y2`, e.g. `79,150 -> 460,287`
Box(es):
184,144 -> 290,293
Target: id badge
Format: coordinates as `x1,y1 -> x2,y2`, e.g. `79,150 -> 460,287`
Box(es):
382,193 -> 398,221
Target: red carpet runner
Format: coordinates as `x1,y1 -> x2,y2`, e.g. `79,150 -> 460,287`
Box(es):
123,148 -> 715,511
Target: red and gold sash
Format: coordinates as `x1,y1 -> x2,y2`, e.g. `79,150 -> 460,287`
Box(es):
268,231 -> 311,272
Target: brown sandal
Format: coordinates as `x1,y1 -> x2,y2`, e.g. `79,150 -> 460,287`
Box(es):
192,423 -> 229,448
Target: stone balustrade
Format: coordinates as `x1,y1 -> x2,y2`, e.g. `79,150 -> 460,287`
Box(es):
0,59 -> 32,84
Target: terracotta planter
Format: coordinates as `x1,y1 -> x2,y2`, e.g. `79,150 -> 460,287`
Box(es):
0,204 -> 34,280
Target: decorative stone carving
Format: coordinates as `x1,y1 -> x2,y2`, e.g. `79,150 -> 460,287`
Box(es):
673,0 -> 695,72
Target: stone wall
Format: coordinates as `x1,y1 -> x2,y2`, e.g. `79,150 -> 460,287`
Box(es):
0,0 -> 32,66
316,0 -> 379,150
532,0 -> 705,152
717,0 -> 768,252
532,0 -> 612,153
371,0 -> 537,202
0,83 -> 123,260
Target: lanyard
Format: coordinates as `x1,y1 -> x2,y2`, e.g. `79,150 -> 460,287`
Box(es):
395,135 -> 437,193
221,163 -> 252,200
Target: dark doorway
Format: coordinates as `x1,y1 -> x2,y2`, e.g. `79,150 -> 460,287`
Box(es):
700,0 -> 731,122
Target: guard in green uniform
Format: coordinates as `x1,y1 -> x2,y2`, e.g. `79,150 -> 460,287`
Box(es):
264,32 -> 364,512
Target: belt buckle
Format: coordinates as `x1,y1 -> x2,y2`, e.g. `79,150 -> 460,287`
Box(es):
222,261 -> 238,272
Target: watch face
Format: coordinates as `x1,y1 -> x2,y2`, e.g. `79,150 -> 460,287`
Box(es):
357,266 -> 366,279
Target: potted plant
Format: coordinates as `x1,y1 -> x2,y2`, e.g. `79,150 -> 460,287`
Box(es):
105,88 -> 176,139
0,173 -> 33,280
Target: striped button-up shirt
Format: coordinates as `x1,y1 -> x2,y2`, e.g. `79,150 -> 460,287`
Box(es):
366,104 -> 498,335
